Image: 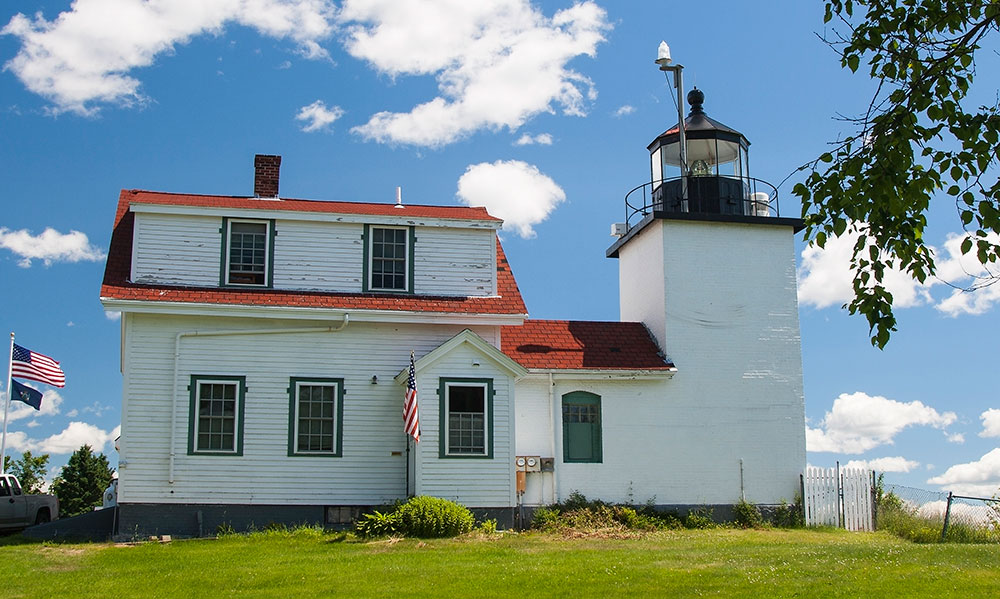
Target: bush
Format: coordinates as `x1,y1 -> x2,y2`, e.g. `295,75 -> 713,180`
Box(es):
770,498 -> 805,528
355,496 -> 475,539
531,491 -> 683,532
397,496 -> 476,538
354,510 -> 403,539
732,499 -> 764,529
477,519 -> 499,535
683,507 -> 716,529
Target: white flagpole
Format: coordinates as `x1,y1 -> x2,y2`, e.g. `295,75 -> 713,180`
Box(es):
1,332 -> 15,474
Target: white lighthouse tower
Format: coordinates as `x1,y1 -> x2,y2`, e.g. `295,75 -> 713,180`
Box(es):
606,48 -> 807,505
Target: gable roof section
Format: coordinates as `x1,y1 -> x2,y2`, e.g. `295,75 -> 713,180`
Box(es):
100,190 -> 526,317
501,320 -> 674,372
394,329 -> 528,383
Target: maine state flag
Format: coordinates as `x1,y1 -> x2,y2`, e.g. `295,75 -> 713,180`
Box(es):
10,379 -> 42,411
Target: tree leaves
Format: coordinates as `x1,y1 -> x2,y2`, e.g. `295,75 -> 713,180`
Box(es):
796,0 -> 1000,348
50,445 -> 114,517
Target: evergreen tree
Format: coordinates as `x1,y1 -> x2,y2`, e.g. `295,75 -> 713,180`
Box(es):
3,451 -> 50,493
51,445 -> 115,517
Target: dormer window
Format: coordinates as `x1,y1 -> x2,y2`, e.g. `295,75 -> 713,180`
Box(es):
364,225 -> 413,293
223,218 -> 273,287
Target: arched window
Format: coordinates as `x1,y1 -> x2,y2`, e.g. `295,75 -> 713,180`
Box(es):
562,391 -> 602,463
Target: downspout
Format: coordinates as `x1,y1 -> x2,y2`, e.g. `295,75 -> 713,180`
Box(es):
168,314 -> 350,484
548,371 -> 558,503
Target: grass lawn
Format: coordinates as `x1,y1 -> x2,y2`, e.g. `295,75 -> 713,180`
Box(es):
2,528 -> 998,598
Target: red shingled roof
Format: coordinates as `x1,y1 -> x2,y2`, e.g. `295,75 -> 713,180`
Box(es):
122,189 -> 502,222
501,320 -> 673,371
100,190 -> 526,316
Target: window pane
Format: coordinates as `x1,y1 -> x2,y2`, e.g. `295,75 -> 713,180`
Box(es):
447,385 -> 486,454
228,222 -> 267,285
370,227 -> 407,291
195,380 -> 239,452
296,383 -> 337,454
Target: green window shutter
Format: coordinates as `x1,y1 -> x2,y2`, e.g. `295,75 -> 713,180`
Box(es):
562,391 -> 602,463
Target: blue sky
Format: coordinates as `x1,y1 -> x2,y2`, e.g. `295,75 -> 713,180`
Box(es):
1,0 -> 998,497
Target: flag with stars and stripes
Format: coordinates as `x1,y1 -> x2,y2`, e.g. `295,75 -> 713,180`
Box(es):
403,352 -> 420,443
11,343 -> 65,388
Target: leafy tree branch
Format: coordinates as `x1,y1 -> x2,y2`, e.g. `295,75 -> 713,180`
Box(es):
795,0 -> 1000,347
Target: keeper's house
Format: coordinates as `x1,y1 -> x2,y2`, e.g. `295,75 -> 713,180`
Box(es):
101,91 -> 805,536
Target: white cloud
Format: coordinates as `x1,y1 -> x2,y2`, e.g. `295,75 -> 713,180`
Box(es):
947,432 -> 965,444
843,456 -> 921,473
0,387 -> 64,423
927,448 -> 1000,497
7,421 -> 119,455
456,160 -> 565,239
345,0 -> 609,147
613,104 -> 634,117
797,228 -> 932,310
2,0 -> 336,115
295,100 -> 344,132
514,133 -> 553,146
0,227 -> 106,267
980,409 -> 1000,438
914,500 -> 996,527
105,310 -> 122,321
934,233 -> 1000,316
798,228 -> 1000,316
806,391 -> 957,454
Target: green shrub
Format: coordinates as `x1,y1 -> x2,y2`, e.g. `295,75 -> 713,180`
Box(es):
683,507 -> 716,529
732,499 -> 764,529
396,496 -> 475,538
477,518 -> 499,535
531,492 -> 683,532
355,497 -> 475,539
531,507 -> 564,530
354,509 -> 403,539
771,498 -> 805,528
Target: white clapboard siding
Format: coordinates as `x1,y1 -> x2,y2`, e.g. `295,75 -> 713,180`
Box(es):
118,313 -> 504,506
413,343 -> 515,508
132,213 -> 222,286
272,221 -> 363,291
414,227 -> 495,297
131,213 -> 498,297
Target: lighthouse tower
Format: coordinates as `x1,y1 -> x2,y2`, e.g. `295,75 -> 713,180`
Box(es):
606,56 -> 806,505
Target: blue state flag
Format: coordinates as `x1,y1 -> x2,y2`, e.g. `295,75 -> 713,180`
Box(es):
10,379 -> 43,411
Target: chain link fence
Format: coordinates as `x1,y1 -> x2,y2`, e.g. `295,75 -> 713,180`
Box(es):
882,483 -> 1000,543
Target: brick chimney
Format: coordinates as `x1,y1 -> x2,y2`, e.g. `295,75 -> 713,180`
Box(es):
253,154 -> 281,198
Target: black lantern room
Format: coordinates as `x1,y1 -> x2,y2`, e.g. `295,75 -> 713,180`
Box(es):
645,88 -> 771,218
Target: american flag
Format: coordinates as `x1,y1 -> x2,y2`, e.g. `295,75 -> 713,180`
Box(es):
403,351 -> 420,443
11,343 -> 65,388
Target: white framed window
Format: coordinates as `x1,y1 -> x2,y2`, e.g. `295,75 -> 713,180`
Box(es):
288,378 -> 343,457
439,378 -> 492,458
365,225 -> 411,292
189,376 -> 245,455
223,219 -> 272,286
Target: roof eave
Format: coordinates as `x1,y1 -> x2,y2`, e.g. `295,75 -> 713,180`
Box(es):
100,296 -> 528,326
520,367 -> 676,380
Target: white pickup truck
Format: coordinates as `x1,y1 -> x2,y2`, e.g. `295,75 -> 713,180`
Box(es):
0,474 -> 59,530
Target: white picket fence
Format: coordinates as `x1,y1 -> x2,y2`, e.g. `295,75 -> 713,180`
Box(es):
803,466 -> 874,531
